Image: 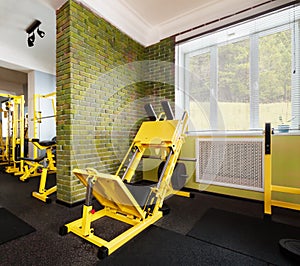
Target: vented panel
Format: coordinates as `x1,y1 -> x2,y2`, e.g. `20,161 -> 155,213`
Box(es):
196,138 -> 263,191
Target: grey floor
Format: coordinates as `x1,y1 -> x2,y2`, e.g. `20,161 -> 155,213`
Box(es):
0,170 -> 300,265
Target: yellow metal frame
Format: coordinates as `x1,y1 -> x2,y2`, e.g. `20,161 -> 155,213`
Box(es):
20,139 -> 57,203
264,123 -> 300,214
18,92 -> 56,181
20,160 -> 43,180
2,94 -> 25,174
62,105 -> 189,258
0,121 -> 6,163
65,205 -> 162,256
32,167 -> 57,203
19,139 -> 56,181
33,92 -> 56,158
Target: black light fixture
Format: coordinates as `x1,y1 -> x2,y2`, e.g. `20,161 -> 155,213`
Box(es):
26,20 -> 45,47
37,27 -> 45,38
27,32 -> 35,47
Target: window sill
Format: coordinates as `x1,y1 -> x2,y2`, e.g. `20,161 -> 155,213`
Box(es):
187,130 -> 264,137
187,129 -> 300,137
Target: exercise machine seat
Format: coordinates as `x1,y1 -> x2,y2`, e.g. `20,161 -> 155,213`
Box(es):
32,138 -> 56,147
125,183 -> 155,209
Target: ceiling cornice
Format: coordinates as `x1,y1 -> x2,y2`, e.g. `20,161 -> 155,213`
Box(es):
77,0 -> 292,47
78,0 -> 160,46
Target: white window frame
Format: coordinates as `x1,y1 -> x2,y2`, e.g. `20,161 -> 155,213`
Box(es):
176,5 -> 300,132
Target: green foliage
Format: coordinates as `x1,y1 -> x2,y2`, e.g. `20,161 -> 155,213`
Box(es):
189,53 -> 210,101
259,30 -> 291,103
188,29 -> 292,104
218,39 -> 250,102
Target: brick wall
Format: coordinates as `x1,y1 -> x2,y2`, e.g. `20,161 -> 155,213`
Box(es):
56,0 -> 175,204
56,2 -> 72,202
144,37 -> 176,114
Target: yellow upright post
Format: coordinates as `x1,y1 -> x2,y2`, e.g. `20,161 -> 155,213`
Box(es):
16,95 -> 25,172
5,95 -> 25,174
81,205 -> 94,236
33,93 -> 39,159
264,123 -> 272,215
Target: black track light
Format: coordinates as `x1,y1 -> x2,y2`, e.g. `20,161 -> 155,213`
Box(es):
27,32 -> 35,47
37,27 -> 45,38
25,19 -> 45,47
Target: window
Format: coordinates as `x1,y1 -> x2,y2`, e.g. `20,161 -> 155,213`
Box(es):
259,29 -> 292,128
176,5 -> 300,132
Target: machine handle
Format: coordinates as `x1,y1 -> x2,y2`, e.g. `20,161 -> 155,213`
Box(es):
144,103 -> 157,121
265,123 -> 271,155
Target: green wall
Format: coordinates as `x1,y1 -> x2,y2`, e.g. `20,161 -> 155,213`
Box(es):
145,135 -> 300,204
56,0 -> 175,204
272,135 -> 300,204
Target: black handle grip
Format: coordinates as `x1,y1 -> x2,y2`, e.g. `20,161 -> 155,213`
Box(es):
265,123 -> 271,155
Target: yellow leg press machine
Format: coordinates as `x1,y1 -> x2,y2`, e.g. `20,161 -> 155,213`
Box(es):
59,101 -> 189,259
19,138 -> 57,203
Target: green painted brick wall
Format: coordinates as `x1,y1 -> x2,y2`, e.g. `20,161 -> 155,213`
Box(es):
56,0 -> 175,204
144,37 -> 176,114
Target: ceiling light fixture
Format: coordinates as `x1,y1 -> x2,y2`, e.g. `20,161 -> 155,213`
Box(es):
27,32 -> 35,47
37,27 -> 45,38
25,20 -> 45,47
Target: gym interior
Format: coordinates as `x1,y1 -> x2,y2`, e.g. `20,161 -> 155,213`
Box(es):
1,0 -> 300,265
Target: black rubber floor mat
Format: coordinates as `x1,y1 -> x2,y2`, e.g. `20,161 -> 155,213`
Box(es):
0,208 -> 35,245
187,208 -> 300,266
99,225 -> 268,266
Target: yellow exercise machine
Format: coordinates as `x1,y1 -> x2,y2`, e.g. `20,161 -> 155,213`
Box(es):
18,138 -> 57,203
0,122 -> 6,163
16,92 -> 57,203
32,92 -> 56,159
0,94 -> 25,174
31,138 -> 56,203
18,92 -> 56,180
60,101 -> 189,259
19,138 -> 56,182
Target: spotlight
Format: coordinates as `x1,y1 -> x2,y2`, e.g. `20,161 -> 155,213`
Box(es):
27,32 -> 35,47
25,19 -> 45,47
37,27 -> 45,38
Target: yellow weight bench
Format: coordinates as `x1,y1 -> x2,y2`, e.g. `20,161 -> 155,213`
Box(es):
19,138 -> 57,203
60,102 -> 189,259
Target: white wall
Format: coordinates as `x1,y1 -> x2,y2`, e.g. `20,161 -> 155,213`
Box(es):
0,0 -> 56,75
28,70 -> 56,145
0,67 -> 27,96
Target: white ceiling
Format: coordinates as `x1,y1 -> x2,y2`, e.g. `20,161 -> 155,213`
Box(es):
121,0 -> 217,26
0,0 -> 293,75
80,0 -> 274,47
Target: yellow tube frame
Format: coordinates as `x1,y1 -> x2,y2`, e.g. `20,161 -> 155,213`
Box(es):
3,94 -> 25,174
264,123 -> 300,214
33,92 -> 56,159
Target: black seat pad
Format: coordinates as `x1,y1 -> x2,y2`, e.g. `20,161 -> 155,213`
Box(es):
125,184 -> 155,209
38,140 -> 56,147
18,156 -> 45,162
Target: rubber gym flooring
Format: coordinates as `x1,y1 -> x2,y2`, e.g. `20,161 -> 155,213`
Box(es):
1,169 -> 300,266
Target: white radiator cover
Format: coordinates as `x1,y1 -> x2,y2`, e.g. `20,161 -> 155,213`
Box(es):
196,138 -> 264,191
